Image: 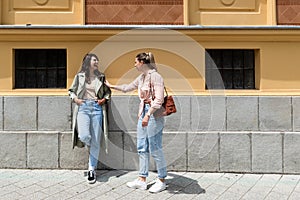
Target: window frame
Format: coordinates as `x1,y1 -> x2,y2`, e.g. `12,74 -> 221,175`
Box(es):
205,49 -> 257,90
13,48 -> 67,89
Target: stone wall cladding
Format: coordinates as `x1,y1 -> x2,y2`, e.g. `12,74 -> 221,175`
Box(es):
191,96 -> 226,131
99,131 -> 124,170
4,97 -> 37,131
163,132 -> 187,171
259,96 -> 292,131
220,132 -> 251,172
252,133 -> 283,173
0,132 -> 26,168
85,0 -> 184,25
284,132 -> 300,173
292,97 -> 300,131
188,132 -> 219,172
38,96 -> 71,131
0,97 -> 2,131
27,132 -> 59,169
227,97 -> 258,131
1,95 -> 300,174
60,132 -> 88,169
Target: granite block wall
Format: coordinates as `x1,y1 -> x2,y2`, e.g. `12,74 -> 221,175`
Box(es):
0,95 -> 300,174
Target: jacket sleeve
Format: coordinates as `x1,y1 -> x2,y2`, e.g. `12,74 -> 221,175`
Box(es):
103,83 -> 111,102
114,75 -> 139,93
68,74 -> 79,101
98,74 -> 111,102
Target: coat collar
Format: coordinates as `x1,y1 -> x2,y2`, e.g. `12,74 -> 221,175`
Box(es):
77,72 -> 103,93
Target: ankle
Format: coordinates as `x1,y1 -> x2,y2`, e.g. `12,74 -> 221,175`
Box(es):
139,177 -> 146,182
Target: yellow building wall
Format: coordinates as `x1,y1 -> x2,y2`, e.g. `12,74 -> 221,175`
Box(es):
0,42 -> 97,95
1,0 -> 84,25
1,0 -> 277,26
0,0 -> 299,96
0,28 -> 300,96
185,0 -> 277,26
0,0 -> 2,24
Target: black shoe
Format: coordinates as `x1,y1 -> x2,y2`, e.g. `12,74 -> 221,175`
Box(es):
87,170 -> 96,184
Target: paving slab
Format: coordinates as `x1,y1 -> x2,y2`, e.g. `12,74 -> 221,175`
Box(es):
0,169 -> 300,200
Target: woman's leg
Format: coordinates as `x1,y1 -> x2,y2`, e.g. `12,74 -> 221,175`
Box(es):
126,115 -> 149,190
89,102 -> 103,170
148,117 -> 167,179
77,103 -> 92,146
137,115 -> 150,178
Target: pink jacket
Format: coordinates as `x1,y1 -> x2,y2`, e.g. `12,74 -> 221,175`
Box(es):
115,69 -> 165,118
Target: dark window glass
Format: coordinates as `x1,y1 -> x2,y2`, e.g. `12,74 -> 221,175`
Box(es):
205,49 -> 255,89
15,49 -> 67,89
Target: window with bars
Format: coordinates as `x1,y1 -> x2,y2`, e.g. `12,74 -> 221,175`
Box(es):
14,49 -> 67,89
205,49 -> 255,89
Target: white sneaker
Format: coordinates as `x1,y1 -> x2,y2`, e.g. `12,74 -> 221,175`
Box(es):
126,179 -> 147,190
149,179 -> 167,193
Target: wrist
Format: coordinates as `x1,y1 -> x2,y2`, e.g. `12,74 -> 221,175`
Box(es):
146,112 -> 151,117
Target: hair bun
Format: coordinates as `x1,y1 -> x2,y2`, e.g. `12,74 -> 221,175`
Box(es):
145,53 -> 150,61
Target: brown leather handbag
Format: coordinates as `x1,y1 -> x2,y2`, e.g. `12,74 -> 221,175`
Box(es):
162,87 -> 177,116
149,74 -> 177,116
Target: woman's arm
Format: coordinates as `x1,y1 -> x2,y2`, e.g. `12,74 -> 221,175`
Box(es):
97,81 -> 111,105
68,74 -> 85,105
68,74 -> 79,102
105,76 -> 140,93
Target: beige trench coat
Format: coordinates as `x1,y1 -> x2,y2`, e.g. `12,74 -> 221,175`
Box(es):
68,72 -> 111,152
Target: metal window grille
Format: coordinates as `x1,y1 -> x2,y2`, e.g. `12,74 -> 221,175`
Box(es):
205,49 -> 255,89
14,49 -> 67,89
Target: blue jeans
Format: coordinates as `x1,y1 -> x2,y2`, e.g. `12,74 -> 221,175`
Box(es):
77,100 -> 103,170
137,104 -> 167,179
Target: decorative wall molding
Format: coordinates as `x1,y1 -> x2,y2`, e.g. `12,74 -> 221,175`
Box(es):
221,0 -> 236,6
1,0 -> 84,25
12,0 -> 70,10
34,0 -> 49,6
187,0 -> 276,25
199,0 -> 256,11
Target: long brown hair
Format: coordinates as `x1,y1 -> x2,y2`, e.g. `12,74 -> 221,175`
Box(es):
80,53 -> 104,83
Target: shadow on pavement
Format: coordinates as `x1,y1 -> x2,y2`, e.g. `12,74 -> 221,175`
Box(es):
83,170 -> 128,183
165,172 -> 205,195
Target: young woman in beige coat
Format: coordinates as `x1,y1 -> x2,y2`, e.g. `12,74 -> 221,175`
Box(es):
68,53 -> 111,184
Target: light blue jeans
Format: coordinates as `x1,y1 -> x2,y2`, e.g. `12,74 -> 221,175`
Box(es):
77,100 -> 103,170
137,104 -> 167,179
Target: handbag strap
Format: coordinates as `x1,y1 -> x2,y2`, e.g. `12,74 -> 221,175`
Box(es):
164,87 -> 168,96
149,73 -> 168,99
149,73 -> 154,100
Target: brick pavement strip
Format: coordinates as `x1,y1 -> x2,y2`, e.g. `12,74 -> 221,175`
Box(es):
0,169 -> 300,199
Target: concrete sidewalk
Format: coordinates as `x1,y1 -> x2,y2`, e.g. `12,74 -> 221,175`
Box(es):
0,169 -> 300,200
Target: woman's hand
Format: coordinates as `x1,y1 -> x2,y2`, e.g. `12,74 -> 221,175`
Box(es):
142,115 -> 150,127
74,98 -> 84,106
97,98 -> 106,106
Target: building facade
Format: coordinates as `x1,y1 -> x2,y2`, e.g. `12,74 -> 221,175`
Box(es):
1,0 -> 300,174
